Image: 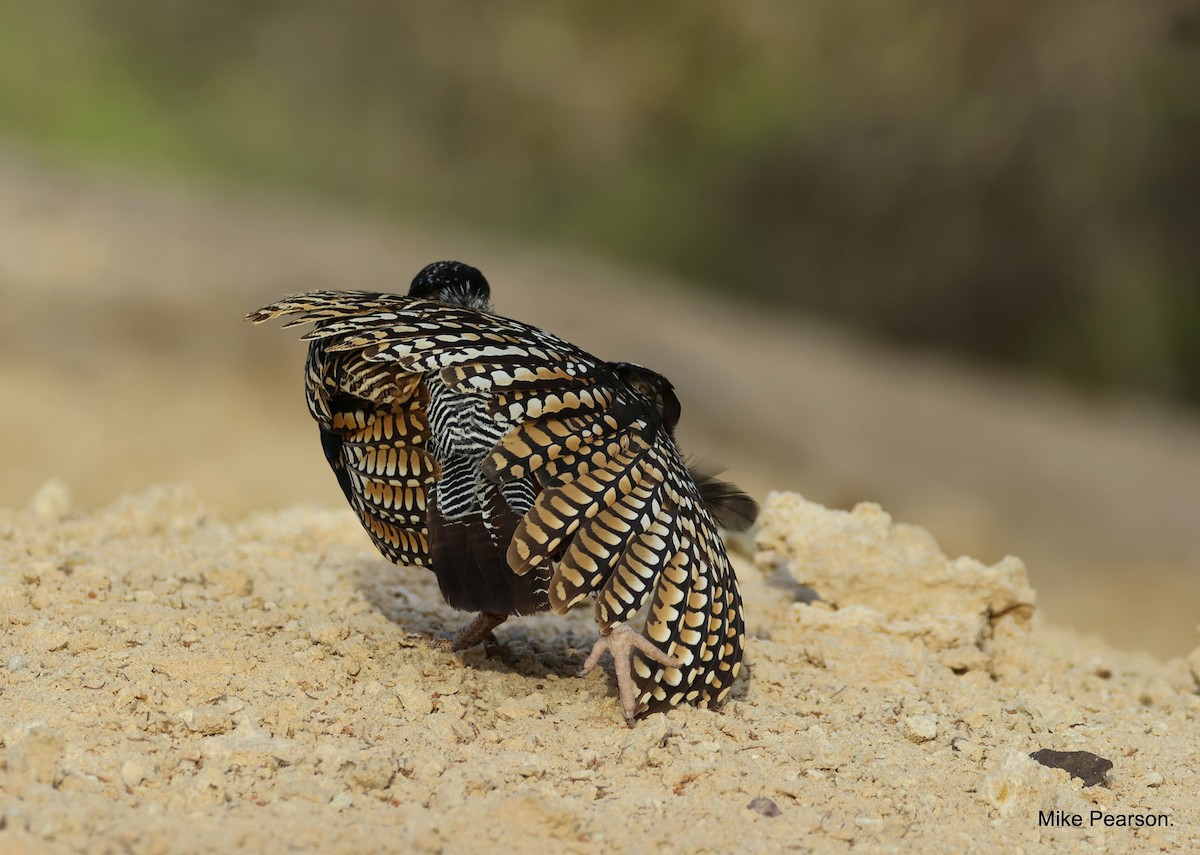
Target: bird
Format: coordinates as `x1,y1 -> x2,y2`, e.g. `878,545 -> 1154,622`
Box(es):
247,260 -> 758,721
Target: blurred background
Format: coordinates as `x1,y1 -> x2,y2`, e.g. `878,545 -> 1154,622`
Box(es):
1,1 -> 1197,657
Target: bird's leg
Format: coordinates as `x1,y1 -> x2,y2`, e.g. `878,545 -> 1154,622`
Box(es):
403,611 -> 508,652
581,622 -> 680,723
448,611 -> 508,651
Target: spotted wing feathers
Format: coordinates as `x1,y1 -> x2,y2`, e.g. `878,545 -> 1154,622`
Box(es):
315,354 -> 436,569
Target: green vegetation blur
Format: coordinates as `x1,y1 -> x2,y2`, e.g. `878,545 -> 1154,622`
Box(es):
3,1 -> 1198,402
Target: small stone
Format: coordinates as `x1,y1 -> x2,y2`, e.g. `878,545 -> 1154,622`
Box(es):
411,757 -> 445,781
121,756 -> 157,787
29,480 -> 73,523
395,684 -> 433,717
495,692 -> 548,721
1029,748 -> 1113,787
7,654 -> 28,671
1188,646 -> 1200,687
748,797 -> 781,817
343,754 -> 397,791
950,737 -> 984,762
308,622 -> 345,646
1144,771 -> 1164,787
279,778 -> 327,804
179,705 -> 233,735
29,588 -> 52,611
903,714 -> 938,743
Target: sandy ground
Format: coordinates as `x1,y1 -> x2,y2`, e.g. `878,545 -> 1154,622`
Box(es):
1,148 -> 1199,852
1,482 -> 1197,854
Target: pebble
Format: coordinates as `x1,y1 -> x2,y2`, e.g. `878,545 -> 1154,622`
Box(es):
411,757 -> 445,781
344,754 -> 397,791
747,797 -> 782,817
395,685 -> 433,717
903,714 -> 938,743
29,480 -> 73,523
121,756 -> 157,788
496,692 -> 548,721
1029,748 -> 1113,787
950,737 -> 984,762
180,705 -> 234,735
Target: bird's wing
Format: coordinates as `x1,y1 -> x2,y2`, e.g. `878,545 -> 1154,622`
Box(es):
478,371 -> 745,715
312,346 -> 438,569
250,293 -> 441,570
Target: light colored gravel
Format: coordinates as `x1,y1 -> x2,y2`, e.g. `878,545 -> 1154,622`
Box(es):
2,483 -> 1196,853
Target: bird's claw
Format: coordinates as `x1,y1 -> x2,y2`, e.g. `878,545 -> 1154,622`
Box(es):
581,623 -> 680,723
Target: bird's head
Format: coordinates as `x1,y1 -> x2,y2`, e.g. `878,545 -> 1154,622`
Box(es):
408,261 -> 492,311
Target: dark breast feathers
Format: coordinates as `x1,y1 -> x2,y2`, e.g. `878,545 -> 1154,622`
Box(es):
249,289 -> 754,718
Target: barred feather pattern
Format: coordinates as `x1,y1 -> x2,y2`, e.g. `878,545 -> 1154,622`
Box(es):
306,344 -> 436,569
248,290 -> 746,715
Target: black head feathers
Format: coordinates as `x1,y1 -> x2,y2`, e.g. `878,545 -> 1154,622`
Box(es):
409,261 -> 492,311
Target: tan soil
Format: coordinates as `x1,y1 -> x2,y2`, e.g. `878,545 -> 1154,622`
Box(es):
2,483 -> 1197,853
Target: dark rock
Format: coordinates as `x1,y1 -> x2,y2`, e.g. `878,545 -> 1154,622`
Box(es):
747,797 -> 781,817
1029,749 -> 1113,787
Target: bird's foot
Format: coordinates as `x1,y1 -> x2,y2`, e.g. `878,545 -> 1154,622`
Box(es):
401,611 -> 508,652
581,623 -> 680,724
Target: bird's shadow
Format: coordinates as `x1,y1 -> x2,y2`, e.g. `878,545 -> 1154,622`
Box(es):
763,559 -> 822,604
349,558 -> 756,708
350,558 -> 597,680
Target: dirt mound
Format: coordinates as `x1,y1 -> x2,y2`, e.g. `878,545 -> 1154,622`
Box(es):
2,483 -> 1196,852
